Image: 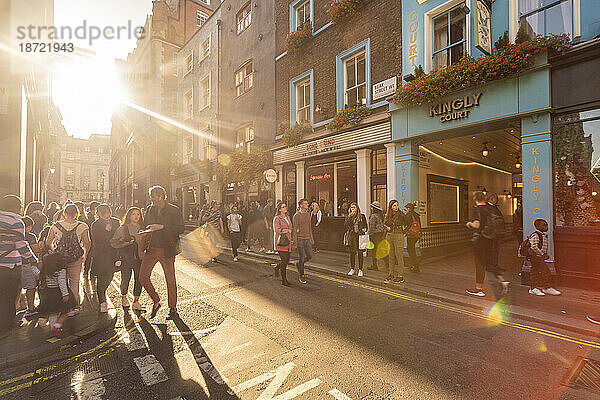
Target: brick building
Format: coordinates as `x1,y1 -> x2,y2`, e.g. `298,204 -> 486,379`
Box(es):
273,0 -> 403,250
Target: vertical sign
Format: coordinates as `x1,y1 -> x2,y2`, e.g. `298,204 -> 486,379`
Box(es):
408,10 -> 419,68
474,0 -> 492,55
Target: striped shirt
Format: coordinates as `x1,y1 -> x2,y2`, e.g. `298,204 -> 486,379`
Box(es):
529,229 -> 548,257
0,211 -> 38,269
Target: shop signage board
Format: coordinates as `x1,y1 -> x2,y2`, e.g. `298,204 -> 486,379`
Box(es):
474,0 -> 492,55
429,93 -> 482,123
373,77 -> 397,101
180,174 -> 199,186
264,168 -> 277,183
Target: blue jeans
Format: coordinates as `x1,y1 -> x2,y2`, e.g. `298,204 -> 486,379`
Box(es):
296,239 -> 313,277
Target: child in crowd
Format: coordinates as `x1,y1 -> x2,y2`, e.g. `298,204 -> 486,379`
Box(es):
37,253 -> 75,337
528,218 -> 561,296
20,216 -> 40,318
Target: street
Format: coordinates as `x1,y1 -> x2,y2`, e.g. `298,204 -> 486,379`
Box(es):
1,248 -> 598,400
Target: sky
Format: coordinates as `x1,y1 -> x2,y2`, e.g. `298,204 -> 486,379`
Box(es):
52,0 -> 154,138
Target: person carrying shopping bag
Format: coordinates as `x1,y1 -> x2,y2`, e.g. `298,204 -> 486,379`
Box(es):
345,203 -> 368,277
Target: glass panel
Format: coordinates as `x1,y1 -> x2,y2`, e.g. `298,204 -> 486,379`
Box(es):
554,111 -> 600,227
336,161 -> 357,216
304,83 -> 310,106
520,0 -> 543,14
372,184 -> 387,213
450,42 -> 464,64
521,12 -> 544,38
433,49 -> 449,71
433,13 -> 449,52
449,8 -> 465,44
429,182 -> 459,223
345,58 -> 356,89
372,150 -> 386,175
283,166 -> 297,212
546,1 -> 572,37
345,87 -> 357,107
357,83 -> 366,105
356,54 -> 366,84
306,164 -> 334,217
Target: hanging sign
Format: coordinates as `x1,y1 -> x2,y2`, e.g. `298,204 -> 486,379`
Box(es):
474,0 -> 492,55
264,168 -> 277,183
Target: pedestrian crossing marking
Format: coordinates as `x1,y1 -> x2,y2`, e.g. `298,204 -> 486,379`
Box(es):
71,370 -> 105,400
328,388 -> 352,400
132,354 -> 168,386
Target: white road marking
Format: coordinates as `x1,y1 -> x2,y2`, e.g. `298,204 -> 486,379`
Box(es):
229,362 -> 322,399
328,388 -> 352,400
133,355 -> 169,386
71,370 -> 105,400
167,326 -> 218,337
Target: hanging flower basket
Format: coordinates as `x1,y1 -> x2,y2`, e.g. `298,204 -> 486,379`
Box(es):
285,22 -> 312,55
327,105 -> 372,131
328,0 -> 366,24
282,124 -> 312,147
391,34 -> 571,108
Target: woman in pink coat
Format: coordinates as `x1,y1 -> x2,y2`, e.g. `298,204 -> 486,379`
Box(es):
273,202 -> 292,286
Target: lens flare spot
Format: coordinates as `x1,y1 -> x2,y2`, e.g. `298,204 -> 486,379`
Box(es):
366,241 -> 375,250
218,153 -> 231,166
485,301 -> 509,326
376,239 -> 390,259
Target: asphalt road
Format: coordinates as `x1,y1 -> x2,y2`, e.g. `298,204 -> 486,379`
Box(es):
1,249 -> 599,400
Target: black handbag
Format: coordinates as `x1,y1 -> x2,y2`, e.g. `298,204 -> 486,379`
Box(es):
277,233 -> 290,246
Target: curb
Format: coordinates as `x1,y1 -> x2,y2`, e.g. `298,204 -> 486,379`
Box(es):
233,248 -> 600,338
0,286 -> 119,370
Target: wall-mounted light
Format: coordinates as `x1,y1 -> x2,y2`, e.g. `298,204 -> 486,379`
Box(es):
477,185 -> 488,196
481,142 -> 490,157
503,190 -> 512,198
515,156 -> 521,169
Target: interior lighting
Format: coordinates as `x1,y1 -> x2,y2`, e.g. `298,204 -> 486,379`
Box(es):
482,142 -> 490,157
593,191 -> 598,196
420,146 -> 512,175
515,155 -> 522,169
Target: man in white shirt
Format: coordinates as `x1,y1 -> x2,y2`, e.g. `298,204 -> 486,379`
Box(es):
227,205 -> 243,262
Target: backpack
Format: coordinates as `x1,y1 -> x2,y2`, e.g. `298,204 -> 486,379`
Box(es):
481,207 -> 505,240
55,222 -> 84,263
518,231 -> 543,258
406,213 -> 421,238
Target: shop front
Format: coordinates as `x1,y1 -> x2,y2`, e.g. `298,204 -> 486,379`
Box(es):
173,161 -> 210,224
273,120 -> 393,251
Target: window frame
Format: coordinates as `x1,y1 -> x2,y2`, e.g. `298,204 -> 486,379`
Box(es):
431,4 -> 467,71
197,10 -> 209,27
518,0 -> 574,39
235,61 -> 254,98
343,51 -> 367,108
424,0 -> 471,73
184,52 -> 194,76
289,0 -> 313,33
184,87 -> 194,119
199,73 -> 211,111
289,69 -> 314,127
235,123 -> 255,153
236,3 -> 252,35
199,34 -> 211,63
335,39 -> 375,112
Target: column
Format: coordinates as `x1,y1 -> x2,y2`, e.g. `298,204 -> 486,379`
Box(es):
295,160 -> 305,201
385,143 -> 396,204
355,149 -> 372,215
395,140 -> 419,207
274,165 -> 283,202
521,113 -> 554,258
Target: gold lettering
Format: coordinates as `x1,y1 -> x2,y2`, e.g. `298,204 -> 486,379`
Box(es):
532,165 -> 540,174
442,101 -> 452,114
531,147 -> 539,155
409,10 -> 417,21
409,21 -> 418,33
452,98 -> 464,110
472,92 -> 482,106
409,55 -> 417,66
464,95 -> 473,108
532,184 -> 540,192
409,43 -> 417,56
532,175 -> 541,183
533,192 -> 541,200
533,207 -> 542,214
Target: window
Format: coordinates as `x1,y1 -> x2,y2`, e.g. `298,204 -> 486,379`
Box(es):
200,74 -> 211,109
84,146 -> 90,152
372,184 -> 387,212
520,0 -> 572,39
198,0 -> 210,5
65,167 -> 75,189
432,5 -> 466,71
82,168 -> 90,190
200,36 -> 211,61
184,136 -> 193,164
197,10 -> 208,27
371,149 -> 387,175
204,134 -> 217,160
184,88 -> 193,119
235,124 -> 254,153
184,53 -> 193,75
98,148 -> 103,153
236,3 -> 252,34
97,169 -> 105,191
235,62 -> 253,97
336,161 -> 357,216
295,0 -> 311,29
83,168 -> 90,177
296,79 -> 311,124
344,52 -> 366,107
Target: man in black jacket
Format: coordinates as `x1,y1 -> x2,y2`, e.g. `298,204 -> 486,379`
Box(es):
139,186 -> 185,320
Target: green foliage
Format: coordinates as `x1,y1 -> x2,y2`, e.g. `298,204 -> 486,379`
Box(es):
215,146 -> 270,185
494,30 -> 510,50
282,124 -> 312,147
285,22 -> 312,55
414,65 -> 425,78
391,34 -> 571,108
327,105 -> 372,131
515,25 -> 530,45
328,0 -> 366,24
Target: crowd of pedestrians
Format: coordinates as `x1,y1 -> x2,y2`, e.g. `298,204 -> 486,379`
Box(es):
0,185 -> 184,340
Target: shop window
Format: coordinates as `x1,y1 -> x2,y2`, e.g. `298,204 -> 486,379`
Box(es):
237,3 -> 252,35
197,10 -> 208,27
427,175 -> 469,224
283,166 -> 297,210
371,149 -> 387,175
337,161 -> 357,216
307,164 -> 334,217
372,184 -> 387,212
235,61 -> 253,97
344,52 -> 366,107
432,4 -> 467,71
235,124 -> 254,153
520,0 -> 572,39
290,0 -> 312,32
553,109 -> 600,227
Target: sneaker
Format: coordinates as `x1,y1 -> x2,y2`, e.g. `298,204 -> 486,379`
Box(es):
357,270 -> 363,277
543,287 -> 562,296
24,308 -> 37,318
132,301 -> 146,312
259,247 -> 266,253
587,315 -> 600,325
384,275 -> 393,283
393,276 -> 405,283
99,302 -> 108,313
122,297 -> 131,308
233,256 -> 239,262
501,281 -> 511,296
50,326 -> 65,337
348,268 -> 355,276
266,250 -> 275,254
529,288 -> 546,296
166,308 -> 178,320
466,289 -> 486,297
299,276 -> 307,284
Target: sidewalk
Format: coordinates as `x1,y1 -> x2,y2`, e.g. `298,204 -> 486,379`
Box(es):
223,240 -> 600,338
0,277 -> 118,369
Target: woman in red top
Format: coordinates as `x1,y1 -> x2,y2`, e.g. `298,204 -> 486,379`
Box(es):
273,202 -> 292,286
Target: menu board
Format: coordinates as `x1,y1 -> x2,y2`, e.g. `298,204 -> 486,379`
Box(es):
429,182 -> 459,223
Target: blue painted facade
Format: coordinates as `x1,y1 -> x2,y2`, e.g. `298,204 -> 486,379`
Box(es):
391,0 -> 600,260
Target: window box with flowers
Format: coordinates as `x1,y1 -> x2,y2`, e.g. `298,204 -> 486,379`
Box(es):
328,0 -> 366,24
282,123 -> 312,147
391,34 -> 570,108
285,22 -> 312,55
327,104 -> 372,131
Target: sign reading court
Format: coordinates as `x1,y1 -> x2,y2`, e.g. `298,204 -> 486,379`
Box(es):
429,92 -> 482,123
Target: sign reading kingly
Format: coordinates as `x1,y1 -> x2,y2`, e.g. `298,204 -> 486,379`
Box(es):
429,93 -> 482,123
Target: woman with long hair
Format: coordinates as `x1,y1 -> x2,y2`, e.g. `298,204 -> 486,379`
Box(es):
90,204 -> 120,313
367,201 -> 388,271
345,202 -> 367,277
110,207 -> 145,311
273,202 -> 292,286
310,202 -> 322,252
384,200 -> 406,283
